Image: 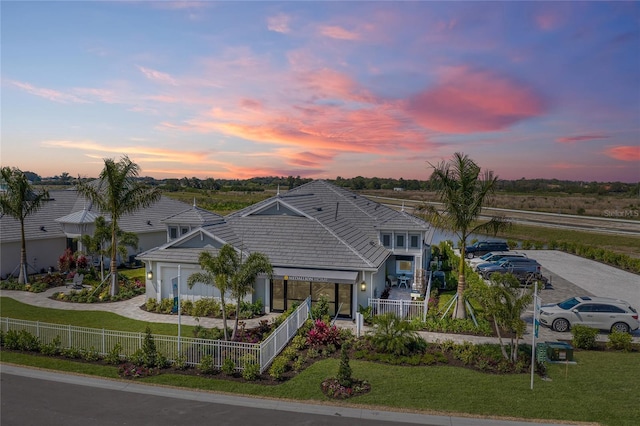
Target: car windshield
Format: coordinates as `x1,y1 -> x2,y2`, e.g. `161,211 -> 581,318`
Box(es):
557,297 -> 581,310
480,253 -> 494,260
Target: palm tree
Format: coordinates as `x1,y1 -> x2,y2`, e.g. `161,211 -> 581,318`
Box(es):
0,167 -> 49,284
187,245 -> 238,341
427,152 -> 509,319
230,251 -> 272,340
75,156 -> 161,296
77,216 -> 138,282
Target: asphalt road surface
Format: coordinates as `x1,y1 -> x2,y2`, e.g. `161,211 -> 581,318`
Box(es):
0,365 -> 570,426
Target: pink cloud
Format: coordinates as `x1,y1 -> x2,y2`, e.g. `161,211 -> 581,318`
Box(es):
267,13 -> 291,34
137,66 -> 177,86
405,66 -> 547,134
10,80 -> 88,104
556,134 -> 609,143
604,146 -> 640,162
535,14 -> 559,31
318,25 -> 360,41
296,68 -> 375,103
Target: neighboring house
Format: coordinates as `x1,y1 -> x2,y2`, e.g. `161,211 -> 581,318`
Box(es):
138,180 -> 434,319
0,188 -> 190,279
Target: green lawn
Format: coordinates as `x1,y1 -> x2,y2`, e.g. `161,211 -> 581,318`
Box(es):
1,350 -> 637,425
0,297 -> 195,337
1,297 -> 639,425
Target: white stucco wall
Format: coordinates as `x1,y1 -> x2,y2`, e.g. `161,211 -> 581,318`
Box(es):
1,238 -> 66,278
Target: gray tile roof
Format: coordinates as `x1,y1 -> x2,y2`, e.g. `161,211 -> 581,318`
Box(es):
161,205 -> 224,227
141,180 -> 432,271
0,189 -> 190,243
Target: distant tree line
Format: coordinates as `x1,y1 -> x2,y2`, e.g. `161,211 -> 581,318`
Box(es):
25,171 -> 639,196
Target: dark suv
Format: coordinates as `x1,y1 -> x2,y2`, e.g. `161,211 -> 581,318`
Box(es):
465,241 -> 509,258
477,258 -> 545,284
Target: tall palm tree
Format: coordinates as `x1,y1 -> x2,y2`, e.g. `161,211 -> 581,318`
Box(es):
0,167 -> 49,284
187,245 -> 238,341
230,251 -> 272,340
428,152 -> 509,319
75,156 -> 161,296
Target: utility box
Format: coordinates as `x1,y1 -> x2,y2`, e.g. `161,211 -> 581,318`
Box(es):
546,341 -> 574,362
536,343 -> 547,363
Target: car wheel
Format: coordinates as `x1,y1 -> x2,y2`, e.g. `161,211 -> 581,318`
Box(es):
611,322 -> 630,333
466,252 -> 474,259
552,318 -> 570,332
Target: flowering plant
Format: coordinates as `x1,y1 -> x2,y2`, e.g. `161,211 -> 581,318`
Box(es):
118,362 -> 155,379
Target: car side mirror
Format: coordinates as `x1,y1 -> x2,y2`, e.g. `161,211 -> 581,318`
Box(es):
572,309 -> 579,313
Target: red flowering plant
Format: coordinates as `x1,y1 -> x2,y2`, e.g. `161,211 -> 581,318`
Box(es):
306,319 -> 341,348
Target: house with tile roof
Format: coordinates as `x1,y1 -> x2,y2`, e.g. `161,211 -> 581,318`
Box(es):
0,188 -> 190,279
138,180 -> 434,318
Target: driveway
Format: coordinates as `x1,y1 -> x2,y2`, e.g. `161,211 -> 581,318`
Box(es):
520,250 -> 640,342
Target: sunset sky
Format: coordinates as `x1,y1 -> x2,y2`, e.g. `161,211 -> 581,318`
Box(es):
2,1 -> 639,182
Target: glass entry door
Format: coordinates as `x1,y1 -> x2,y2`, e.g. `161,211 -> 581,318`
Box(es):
270,280 -> 353,318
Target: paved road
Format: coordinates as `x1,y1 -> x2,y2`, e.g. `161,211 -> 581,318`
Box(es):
0,365 -> 579,426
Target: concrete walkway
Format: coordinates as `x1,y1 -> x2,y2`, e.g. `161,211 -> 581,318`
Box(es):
0,286 -> 279,329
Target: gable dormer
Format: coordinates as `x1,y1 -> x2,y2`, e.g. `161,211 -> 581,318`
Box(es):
161,204 -> 224,241
242,198 -> 308,218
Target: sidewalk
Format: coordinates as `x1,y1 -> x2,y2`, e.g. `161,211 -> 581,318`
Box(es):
0,286 -> 279,329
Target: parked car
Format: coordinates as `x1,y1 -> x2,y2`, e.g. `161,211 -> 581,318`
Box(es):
468,251 -> 527,271
477,258 -> 543,283
465,241 -> 509,258
539,296 -> 640,333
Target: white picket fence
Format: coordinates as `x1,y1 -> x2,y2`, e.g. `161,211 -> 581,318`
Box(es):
368,270 -> 434,321
0,296 -> 310,374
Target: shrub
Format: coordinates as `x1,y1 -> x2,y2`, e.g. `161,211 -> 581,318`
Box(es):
571,325 -> 599,350
181,300 -> 194,316
281,346 -> 298,362
221,358 -> 236,375
104,343 -> 124,365
40,336 -> 62,356
198,354 -> 215,374
290,334 -> 308,351
145,298 -> 158,312
242,362 -> 260,381
62,346 -> 82,359
336,343 -> 353,387
173,354 -> 189,370
607,330 -> 633,352
306,319 -> 341,348
141,326 -> 158,367
268,355 -> 288,380
82,346 -> 100,362
4,329 -> 40,351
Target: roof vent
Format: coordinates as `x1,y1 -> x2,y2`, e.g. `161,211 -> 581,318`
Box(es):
146,220 -> 152,225
40,226 -> 46,231
315,207 -> 323,211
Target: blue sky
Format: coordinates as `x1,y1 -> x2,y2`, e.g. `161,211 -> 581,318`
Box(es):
2,1 -> 639,182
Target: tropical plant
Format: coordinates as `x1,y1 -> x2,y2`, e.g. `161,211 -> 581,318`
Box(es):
468,273 -> 533,362
0,167 -> 49,283
368,312 -> 426,356
187,245 -> 236,341
75,156 -> 161,296
230,249 -> 272,340
424,153 -> 509,319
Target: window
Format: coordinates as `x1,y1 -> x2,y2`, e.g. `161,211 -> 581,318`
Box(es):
169,227 -> 178,239
181,227 -> 189,235
382,234 -> 391,247
409,234 -> 420,248
396,234 -> 405,248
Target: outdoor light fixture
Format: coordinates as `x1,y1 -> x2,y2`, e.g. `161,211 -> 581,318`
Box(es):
360,282 -> 366,292
147,270 -> 153,280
